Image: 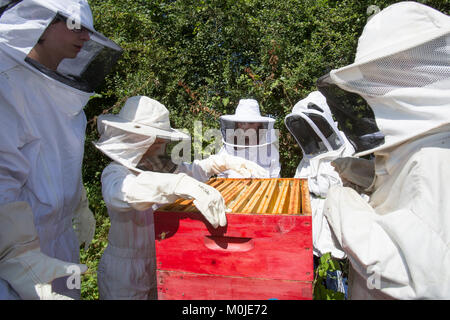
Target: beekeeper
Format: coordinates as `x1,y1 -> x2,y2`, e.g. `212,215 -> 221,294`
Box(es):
0,0 -> 122,299
94,96 -> 268,299
285,91 -> 355,257
316,2 -> 450,299
218,99 -> 279,178
284,91 -> 355,295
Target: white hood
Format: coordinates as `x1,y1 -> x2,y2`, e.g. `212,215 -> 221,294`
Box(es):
220,99 -> 280,177
0,0 -> 93,69
286,91 -> 355,190
94,96 -> 190,174
94,125 -> 156,174
0,0 -> 122,92
328,1 -> 450,157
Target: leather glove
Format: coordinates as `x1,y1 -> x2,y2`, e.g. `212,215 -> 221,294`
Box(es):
331,157 -> 375,194
173,174 -> 227,228
73,185 -> 96,251
198,153 -> 269,178
0,202 -> 87,300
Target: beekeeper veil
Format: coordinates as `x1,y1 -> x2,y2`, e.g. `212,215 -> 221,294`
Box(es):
317,2 -> 450,157
285,91 -> 354,159
94,96 -> 191,174
219,99 -> 280,177
0,0 -> 122,92
285,90 -> 355,181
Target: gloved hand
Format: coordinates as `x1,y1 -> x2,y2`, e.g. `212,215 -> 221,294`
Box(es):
198,153 -> 269,178
173,174 -> 227,228
122,170 -> 227,228
0,202 -> 88,300
331,157 -> 375,194
73,185 -> 96,251
0,249 -> 88,300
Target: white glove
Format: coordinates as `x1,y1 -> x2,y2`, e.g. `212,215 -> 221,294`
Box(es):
122,170 -> 227,228
173,174 -> 227,228
0,249 -> 87,300
198,154 -> 269,178
331,157 -> 375,194
0,202 -> 87,300
73,185 -> 96,251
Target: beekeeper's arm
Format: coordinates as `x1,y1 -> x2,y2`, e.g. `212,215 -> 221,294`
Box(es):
177,153 -> 270,182
324,149 -> 450,299
0,108 -> 86,300
102,163 -> 227,228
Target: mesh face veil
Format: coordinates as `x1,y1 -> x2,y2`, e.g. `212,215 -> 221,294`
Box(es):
319,34 -> 450,155
219,117 -> 279,170
285,109 -> 345,157
317,1 -> 450,156
0,0 -> 123,92
136,138 -> 184,174
317,73 -> 385,153
94,126 -> 186,174
219,118 -> 272,148
27,12 -> 123,92
94,126 -> 157,171
285,91 -> 348,157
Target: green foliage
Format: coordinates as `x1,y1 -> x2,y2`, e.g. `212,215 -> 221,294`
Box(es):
313,253 -> 347,300
80,0 -> 449,299
79,181 -> 109,300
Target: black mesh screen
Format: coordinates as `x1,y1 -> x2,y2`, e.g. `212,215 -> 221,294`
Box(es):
317,73 -> 384,153
285,114 -> 327,156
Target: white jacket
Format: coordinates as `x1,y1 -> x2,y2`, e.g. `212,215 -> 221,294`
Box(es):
0,0 -> 101,299
324,128 -> 450,299
97,161 -> 212,299
0,54 -> 92,299
318,2 -> 450,299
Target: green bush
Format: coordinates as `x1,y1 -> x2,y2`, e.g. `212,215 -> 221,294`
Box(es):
81,0 -> 449,300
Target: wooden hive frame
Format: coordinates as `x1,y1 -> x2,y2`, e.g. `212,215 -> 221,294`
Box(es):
157,178 -> 312,215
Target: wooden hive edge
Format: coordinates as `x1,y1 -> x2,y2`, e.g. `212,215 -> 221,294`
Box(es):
156,178 -> 312,216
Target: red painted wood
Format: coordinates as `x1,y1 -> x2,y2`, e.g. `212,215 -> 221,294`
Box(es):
154,211 -> 313,300
157,270 -> 313,300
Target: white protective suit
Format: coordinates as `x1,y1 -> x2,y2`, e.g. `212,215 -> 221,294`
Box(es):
316,2 -> 450,299
0,0 -> 121,299
218,99 -> 279,178
284,91 -> 355,259
94,96 -> 266,299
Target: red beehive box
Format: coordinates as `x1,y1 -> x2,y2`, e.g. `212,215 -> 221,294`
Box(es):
154,178 -> 313,300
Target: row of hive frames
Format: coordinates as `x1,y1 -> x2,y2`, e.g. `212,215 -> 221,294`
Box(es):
158,178 -> 311,215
